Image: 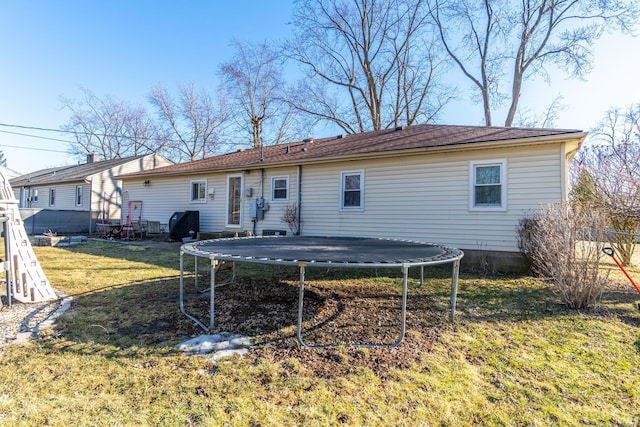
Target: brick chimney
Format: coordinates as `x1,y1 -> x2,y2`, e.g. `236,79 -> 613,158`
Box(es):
87,153 -> 100,164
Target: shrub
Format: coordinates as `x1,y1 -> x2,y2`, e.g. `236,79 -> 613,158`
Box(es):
517,202 -> 610,309
280,203 -> 302,235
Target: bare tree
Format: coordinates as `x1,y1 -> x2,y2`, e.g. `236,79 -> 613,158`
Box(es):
60,87 -> 161,161
287,0 -> 452,134
219,39 -> 302,148
513,94 -> 566,128
430,0 -> 638,127
149,83 -> 228,162
571,103 -> 640,265
122,105 -> 168,156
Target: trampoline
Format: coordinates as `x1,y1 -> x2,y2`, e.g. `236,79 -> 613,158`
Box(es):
179,236 -> 464,348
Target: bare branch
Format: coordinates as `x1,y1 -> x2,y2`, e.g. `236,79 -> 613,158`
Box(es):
287,0 -> 452,133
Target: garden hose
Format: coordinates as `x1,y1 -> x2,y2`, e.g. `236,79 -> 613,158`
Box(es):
602,247 -> 640,311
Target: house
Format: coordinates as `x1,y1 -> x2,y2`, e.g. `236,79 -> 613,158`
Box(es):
118,124 -> 586,271
10,153 -> 173,235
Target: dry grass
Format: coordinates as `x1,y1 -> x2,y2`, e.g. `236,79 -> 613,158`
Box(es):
0,239 -> 639,426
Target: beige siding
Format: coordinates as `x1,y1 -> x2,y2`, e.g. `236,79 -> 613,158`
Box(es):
34,182 -> 90,211
123,166 -> 300,234
124,176 -> 226,231
21,186 -> 47,209
91,154 -> 174,222
123,143 -> 568,252
298,143 -> 565,253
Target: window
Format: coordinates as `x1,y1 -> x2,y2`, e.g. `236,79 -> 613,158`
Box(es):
190,180 -> 207,203
271,176 -> 289,201
75,186 -> 83,206
470,159 -> 507,210
340,170 -> 364,210
32,189 -> 38,202
49,188 -> 55,207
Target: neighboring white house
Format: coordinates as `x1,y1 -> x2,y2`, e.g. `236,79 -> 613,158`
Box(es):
118,124 -> 586,270
10,153 -> 173,234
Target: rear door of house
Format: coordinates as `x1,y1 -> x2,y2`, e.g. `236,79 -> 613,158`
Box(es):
226,175 -> 242,227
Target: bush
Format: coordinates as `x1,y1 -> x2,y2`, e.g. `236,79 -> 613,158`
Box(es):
517,202 -> 610,309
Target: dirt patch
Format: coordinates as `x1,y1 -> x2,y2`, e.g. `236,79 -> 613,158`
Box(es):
181,275 -> 450,379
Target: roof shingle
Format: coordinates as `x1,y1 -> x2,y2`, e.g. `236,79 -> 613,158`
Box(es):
122,123 -> 585,178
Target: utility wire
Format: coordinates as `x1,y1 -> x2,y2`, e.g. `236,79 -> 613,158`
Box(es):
0,130 -> 73,147
0,121 -> 183,145
0,121 -> 253,148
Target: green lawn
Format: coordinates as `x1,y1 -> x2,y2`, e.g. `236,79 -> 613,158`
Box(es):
0,240 -> 638,426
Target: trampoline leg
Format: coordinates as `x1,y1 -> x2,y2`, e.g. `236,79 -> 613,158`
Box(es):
179,250 -> 185,316
208,258 -> 216,331
450,259 -> 461,322
179,250 -> 217,333
296,263 -> 308,348
389,264 -> 409,347
194,255 -> 198,291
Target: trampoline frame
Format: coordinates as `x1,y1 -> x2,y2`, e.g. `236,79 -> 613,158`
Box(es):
179,236 -> 463,348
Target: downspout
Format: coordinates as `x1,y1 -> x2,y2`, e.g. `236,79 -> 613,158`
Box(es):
252,169 -> 265,236
260,168 -> 265,199
561,139 -> 584,202
297,165 -> 302,235
88,184 -> 93,234
86,179 -> 93,234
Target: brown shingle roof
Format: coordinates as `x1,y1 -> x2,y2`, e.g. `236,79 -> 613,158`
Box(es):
121,123 -> 584,178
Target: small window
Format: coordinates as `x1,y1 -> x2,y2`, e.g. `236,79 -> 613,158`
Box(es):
340,170 -> 364,210
271,176 -> 289,201
49,188 -> 55,207
470,160 -> 507,210
190,180 -> 207,203
32,189 -> 38,202
75,186 -> 83,206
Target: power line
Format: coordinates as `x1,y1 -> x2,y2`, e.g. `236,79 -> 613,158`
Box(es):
0,130 -> 73,148
0,121 -> 261,153
0,121 -> 175,144
0,122 -> 68,134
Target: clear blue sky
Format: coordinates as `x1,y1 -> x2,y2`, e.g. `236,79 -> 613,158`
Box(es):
1,1 -> 638,174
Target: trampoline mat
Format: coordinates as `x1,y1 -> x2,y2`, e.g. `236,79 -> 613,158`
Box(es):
190,236 -> 456,264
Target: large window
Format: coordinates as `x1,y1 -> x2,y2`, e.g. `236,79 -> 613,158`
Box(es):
271,176 -> 289,201
470,159 -> 507,210
340,170 -> 364,210
49,188 -> 56,207
190,180 -> 207,203
75,185 -> 83,206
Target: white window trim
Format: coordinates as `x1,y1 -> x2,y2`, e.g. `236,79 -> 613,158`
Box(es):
75,185 -> 83,207
226,174 -> 243,228
270,175 -> 289,202
469,159 -> 507,211
340,170 -> 364,211
190,179 -> 208,204
49,188 -> 55,207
